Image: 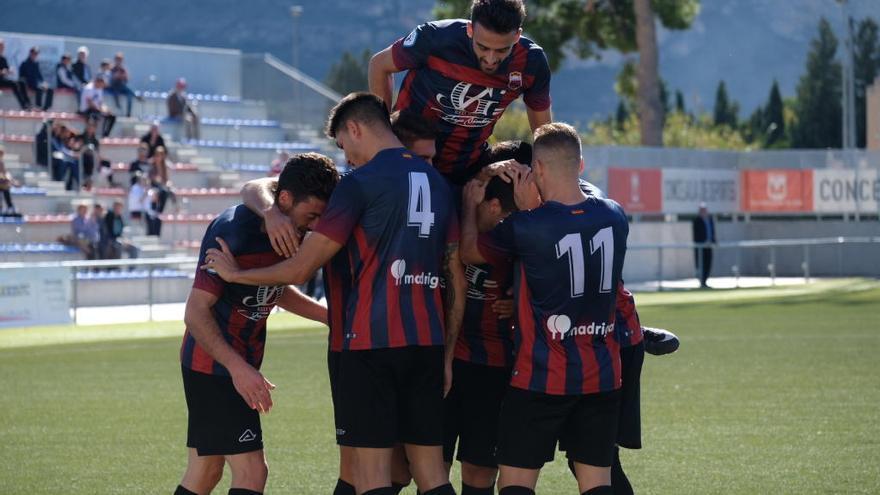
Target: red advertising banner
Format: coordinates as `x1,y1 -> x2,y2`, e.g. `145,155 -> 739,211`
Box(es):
607,168 -> 662,213
740,169 -> 814,212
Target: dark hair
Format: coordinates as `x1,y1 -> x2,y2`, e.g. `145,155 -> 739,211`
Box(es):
390,110 -> 437,148
275,152 -> 340,203
482,140 -> 532,165
325,92 -> 391,138
533,122 -> 582,171
471,0 -> 526,34
484,175 -> 517,213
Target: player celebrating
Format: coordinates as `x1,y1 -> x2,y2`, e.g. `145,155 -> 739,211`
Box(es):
369,0 -> 552,183
204,93 -> 465,495
461,123 -> 629,495
174,154 -> 338,495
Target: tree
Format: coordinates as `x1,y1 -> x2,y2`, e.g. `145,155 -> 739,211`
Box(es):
791,18 -> 842,148
853,17 -> 880,148
434,0 -> 701,146
488,102 -> 533,143
583,111 -> 749,150
712,81 -> 738,127
615,101 -> 629,131
764,80 -> 785,146
324,49 -> 372,95
675,89 -> 686,114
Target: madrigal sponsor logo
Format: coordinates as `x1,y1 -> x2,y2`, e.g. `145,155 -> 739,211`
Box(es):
390,259 -> 441,289
546,314 -> 613,341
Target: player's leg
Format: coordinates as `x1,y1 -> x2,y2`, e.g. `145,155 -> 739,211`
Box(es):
225,450 -> 269,493
391,443 -> 413,493
496,387 -> 570,495
399,346 -> 454,494
329,349 -> 357,495
176,449 -> 224,494
566,390 -> 622,495
612,342 -> 645,495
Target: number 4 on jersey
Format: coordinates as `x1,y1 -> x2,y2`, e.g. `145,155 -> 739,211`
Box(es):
407,172 -> 435,238
556,227 -> 614,298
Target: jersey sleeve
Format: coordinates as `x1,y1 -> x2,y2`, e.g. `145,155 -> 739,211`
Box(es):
313,174 -> 365,245
478,215 -> 517,265
192,221 -> 225,297
523,49 -> 552,112
614,282 -> 641,332
391,22 -> 436,70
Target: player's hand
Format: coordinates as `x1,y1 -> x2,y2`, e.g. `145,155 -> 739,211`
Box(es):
230,362 -> 276,413
443,356 -> 454,398
513,168 -> 541,210
201,237 -> 240,282
463,179 -> 487,210
492,298 -> 514,319
264,204 -> 299,258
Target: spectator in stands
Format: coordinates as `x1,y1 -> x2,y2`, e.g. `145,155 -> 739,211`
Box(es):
109,52 -> 141,117
140,122 -> 165,157
166,77 -> 200,140
129,142 -> 151,177
35,120 -> 50,167
101,200 -> 138,260
76,121 -> 114,189
55,53 -> 79,92
98,59 -> 112,83
128,172 -> 148,223
149,145 -> 175,214
269,150 -> 289,177
145,186 -> 162,236
692,202 -> 716,289
0,147 -> 20,215
0,39 -> 31,110
66,203 -> 100,259
51,124 -> 80,191
79,75 -> 116,137
72,46 -> 92,88
18,46 -> 53,110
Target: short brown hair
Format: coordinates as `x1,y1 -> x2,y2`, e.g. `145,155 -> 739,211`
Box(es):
533,123 -> 581,172
390,110 -> 437,148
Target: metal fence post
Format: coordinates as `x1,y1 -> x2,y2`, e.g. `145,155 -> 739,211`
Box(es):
148,266 -> 154,322
657,246 -> 664,292
769,246 -> 776,286
71,266 -> 78,325
802,244 -> 810,283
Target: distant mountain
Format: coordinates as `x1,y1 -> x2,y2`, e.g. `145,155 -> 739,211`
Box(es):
1,0 -> 878,125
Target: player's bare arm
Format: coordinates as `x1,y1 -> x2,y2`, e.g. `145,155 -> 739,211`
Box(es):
442,241 -> 467,397
460,179 -> 489,266
240,177 -> 299,258
204,233 -> 342,287
276,285 -> 328,325
368,47 -> 399,111
184,288 -> 275,412
526,106 -> 552,131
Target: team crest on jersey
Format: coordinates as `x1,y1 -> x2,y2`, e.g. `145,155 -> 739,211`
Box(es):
507,71 -> 522,90
403,28 -> 418,47
433,81 -> 506,128
465,264 -> 499,300
237,285 -> 284,321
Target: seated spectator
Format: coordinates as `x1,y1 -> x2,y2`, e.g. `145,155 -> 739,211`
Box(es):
140,122 -> 165,157
166,78 -> 200,140
55,53 -> 79,92
149,145 -> 176,214
0,148 -> 20,216
128,173 -> 148,224
0,38 -> 30,110
72,46 -> 92,88
75,121 -> 114,189
98,59 -> 112,83
144,186 -> 162,236
269,150 -> 289,177
50,124 -> 80,191
109,52 -> 141,117
35,120 -> 50,167
61,204 -> 100,259
101,200 -> 138,260
129,142 -> 151,177
18,46 -> 53,110
79,76 -> 116,137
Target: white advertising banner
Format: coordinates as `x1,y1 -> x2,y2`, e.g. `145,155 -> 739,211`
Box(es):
662,168 -> 739,214
813,169 -> 880,213
0,267 -> 71,328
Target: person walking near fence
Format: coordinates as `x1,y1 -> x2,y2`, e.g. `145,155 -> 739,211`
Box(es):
691,203 -> 716,288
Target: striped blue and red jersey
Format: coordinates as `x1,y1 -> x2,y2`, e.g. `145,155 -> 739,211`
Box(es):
479,196 -> 629,395
181,205 -> 285,376
323,244 -> 352,353
454,254 -> 515,368
391,19 -> 551,180
314,147 -> 457,351
614,282 -> 643,347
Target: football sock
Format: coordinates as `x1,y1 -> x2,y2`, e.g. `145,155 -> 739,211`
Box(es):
498,487 -> 535,495
391,482 -> 409,494
461,483 -> 494,495
421,484 -> 456,495
582,486 -> 613,495
174,486 -> 198,495
362,488 -> 396,495
333,479 -> 356,495
228,489 -> 262,495
610,447 -> 633,495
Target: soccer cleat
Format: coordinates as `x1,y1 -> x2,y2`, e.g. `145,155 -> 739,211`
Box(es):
642,326 -> 680,355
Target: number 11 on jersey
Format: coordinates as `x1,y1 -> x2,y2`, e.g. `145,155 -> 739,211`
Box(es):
556,227 -> 614,298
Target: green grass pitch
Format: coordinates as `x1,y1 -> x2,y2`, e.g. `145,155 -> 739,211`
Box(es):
0,279 -> 878,494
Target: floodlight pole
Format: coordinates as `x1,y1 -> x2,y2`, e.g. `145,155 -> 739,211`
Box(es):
290,5 -> 304,126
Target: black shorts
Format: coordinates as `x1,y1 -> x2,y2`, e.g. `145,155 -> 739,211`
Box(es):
557,342 -> 644,453
327,349 -> 342,434
443,359 -> 511,467
497,386 -> 621,470
335,346 -> 445,448
182,366 -> 263,456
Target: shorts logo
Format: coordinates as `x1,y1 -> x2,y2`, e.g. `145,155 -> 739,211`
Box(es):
238,429 -> 257,443
390,258 -> 441,289
403,28 -> 418,47
546,314 -> 612,340
508,71 -> 522,90
336,428 -> 346,436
